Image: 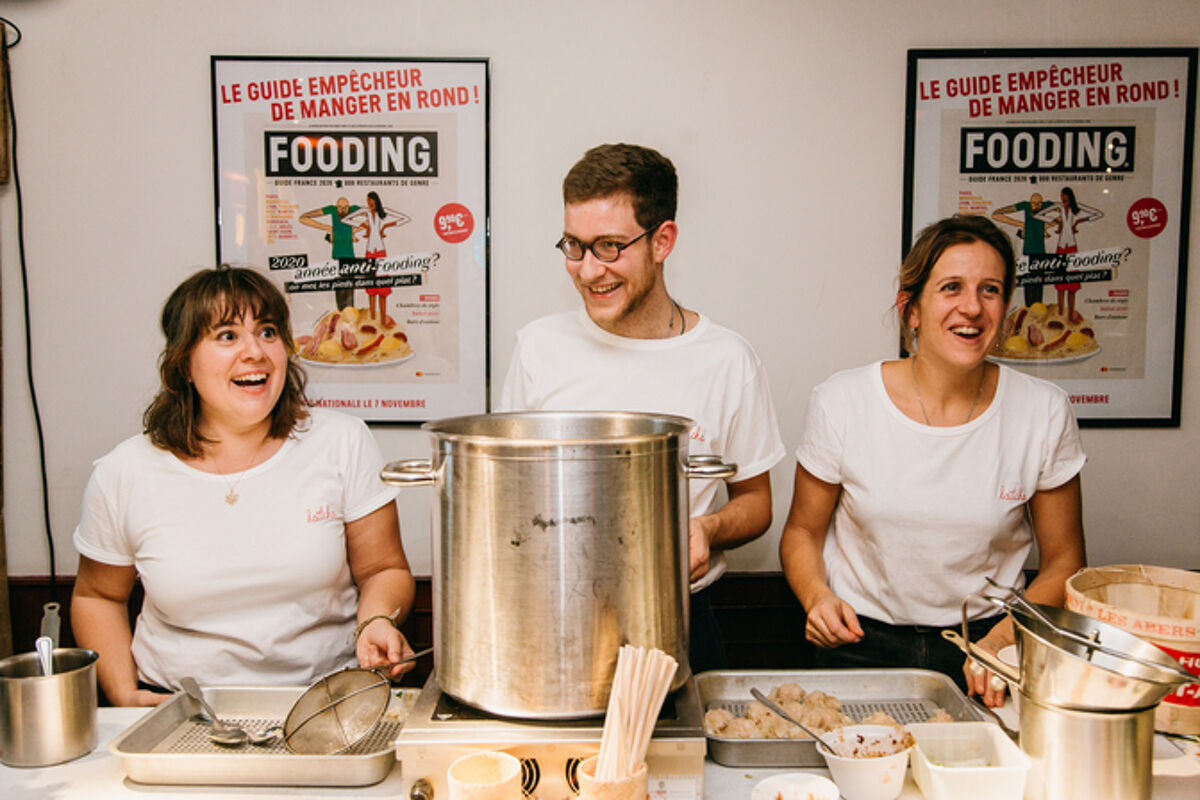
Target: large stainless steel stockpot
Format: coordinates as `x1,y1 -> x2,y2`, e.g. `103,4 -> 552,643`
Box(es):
381,411 -> 735,719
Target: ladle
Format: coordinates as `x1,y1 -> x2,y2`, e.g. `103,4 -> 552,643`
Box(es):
750,688 -> 833,753
34,636 -> 54,676
180,677 -> 248,747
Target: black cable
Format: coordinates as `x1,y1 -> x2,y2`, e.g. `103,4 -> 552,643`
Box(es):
1,18 -> 57,600
0,17 -> 20,48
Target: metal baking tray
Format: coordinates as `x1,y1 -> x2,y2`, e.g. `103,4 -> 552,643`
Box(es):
697,669 -> 988,767
109,684 -> 418,786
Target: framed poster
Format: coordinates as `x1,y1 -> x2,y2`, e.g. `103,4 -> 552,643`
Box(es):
904,48 -> 1196,426
212,56 -> 489,422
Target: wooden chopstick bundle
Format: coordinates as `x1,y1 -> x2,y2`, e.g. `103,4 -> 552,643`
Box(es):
595,645 -> 678,781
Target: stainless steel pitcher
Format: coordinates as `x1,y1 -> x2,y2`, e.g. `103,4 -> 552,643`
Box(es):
0,647 -> 98,767
381,411 -> 735,719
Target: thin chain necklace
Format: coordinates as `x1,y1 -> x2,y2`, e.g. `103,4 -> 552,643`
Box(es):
910,358 -> 986,426
210,435 -> 269,505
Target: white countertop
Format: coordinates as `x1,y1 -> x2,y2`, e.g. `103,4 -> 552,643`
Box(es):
2,707 -> 1197,799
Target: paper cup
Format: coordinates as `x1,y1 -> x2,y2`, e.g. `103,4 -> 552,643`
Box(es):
576,755 -> 649,800
447,750 -> 522,800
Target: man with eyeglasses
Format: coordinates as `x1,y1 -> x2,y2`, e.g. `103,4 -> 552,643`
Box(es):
499,143 -> 785,673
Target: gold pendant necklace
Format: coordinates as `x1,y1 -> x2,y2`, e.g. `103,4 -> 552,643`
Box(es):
211,436 -> 269,505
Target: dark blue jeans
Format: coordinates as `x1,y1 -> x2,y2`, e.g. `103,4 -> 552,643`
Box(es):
811,614 -> 1004,693
689,586 -> 728,675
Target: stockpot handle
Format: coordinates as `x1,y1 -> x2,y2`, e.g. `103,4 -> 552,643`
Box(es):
939,594 -> 1022,686
684,454 -> 737,480
380,459 -> 438,487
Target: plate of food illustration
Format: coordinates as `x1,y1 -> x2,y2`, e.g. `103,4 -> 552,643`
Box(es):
989,301 -> 1100,364
295,307 -> 414,367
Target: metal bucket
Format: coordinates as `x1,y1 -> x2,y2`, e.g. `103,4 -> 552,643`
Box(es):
1018,692 -> 1154,800
381,411 -> 735,719
0,647 -> 99,767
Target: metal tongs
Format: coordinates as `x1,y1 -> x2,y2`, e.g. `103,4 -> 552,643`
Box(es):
983,577 -> 1194,680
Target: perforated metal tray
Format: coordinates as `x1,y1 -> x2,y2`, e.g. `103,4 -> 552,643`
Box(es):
109,685 -> 417,786
697,669 -> 987,767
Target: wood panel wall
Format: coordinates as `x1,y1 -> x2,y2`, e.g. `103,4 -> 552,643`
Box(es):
6,573 -> 811,700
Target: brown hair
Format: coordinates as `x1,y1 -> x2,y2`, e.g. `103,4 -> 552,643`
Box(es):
562,143 -> 677,229
898,214 -> 1016,351
142,265 -> 309,457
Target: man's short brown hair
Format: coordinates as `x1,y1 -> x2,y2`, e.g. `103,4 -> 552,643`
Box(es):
563,143 -> 677,229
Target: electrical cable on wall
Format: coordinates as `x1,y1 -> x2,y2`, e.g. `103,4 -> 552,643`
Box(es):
1,16 -> 59,600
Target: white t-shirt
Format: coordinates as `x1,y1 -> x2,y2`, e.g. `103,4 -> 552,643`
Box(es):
500,308 -> 786,590
364,211 -> 389,254
73,408 -> 400,689
796,362 -> 1085,627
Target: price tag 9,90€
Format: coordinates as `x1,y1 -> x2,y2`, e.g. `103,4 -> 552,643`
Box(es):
1127,197 -> 1167,239
435,203 -> 474,244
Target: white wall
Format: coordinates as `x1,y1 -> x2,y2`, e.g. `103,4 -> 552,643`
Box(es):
2,0 -> 1197,579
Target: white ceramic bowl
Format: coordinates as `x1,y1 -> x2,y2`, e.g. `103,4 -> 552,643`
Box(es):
751,772 -> 840,800
818,725 -> 911,800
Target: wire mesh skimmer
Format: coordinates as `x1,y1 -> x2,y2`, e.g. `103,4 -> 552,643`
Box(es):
283,668 -> 391,755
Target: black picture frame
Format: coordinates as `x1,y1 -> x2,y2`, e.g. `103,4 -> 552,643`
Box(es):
903,47 -> 1196,427
212,55 -> 491,423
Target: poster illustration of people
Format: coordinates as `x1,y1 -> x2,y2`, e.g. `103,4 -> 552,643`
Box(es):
905,48 -> 1195,425
213,57 -> 489,421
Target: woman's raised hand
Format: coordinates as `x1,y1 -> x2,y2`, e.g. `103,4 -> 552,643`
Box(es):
356,617 -> 417,678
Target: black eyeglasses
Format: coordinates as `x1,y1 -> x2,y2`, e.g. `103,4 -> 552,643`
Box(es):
555,224 -> 659,263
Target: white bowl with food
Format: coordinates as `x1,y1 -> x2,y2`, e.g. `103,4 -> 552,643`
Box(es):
750,772 -> 839,800
818,724 -> 913,800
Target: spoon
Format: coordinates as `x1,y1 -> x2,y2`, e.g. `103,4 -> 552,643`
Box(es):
248,724 -> 284,747
180,677 -> 248,747
34,636 -> 54,676
749,688 -> 833,753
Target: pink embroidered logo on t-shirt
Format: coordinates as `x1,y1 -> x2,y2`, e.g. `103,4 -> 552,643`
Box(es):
306,504 -> 339,523
999,485 -> 1029,502
689,426 -> 707,443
